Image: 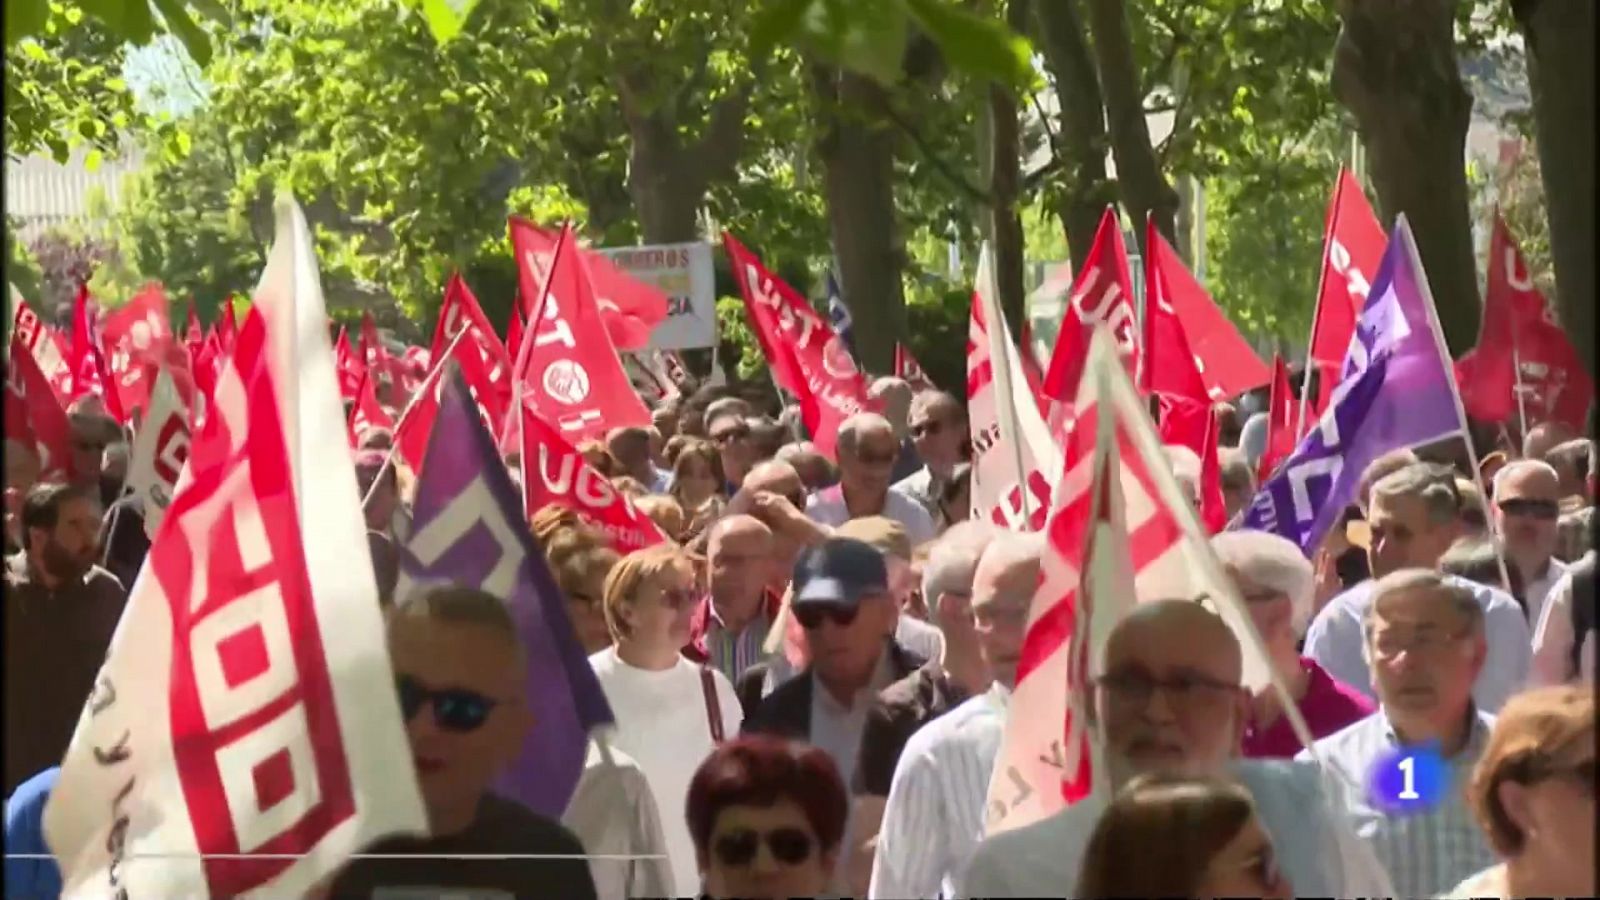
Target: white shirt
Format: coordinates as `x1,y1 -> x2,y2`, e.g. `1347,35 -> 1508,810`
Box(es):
590,648 -> 743,898
1521,556 -> 1568,630
892,466 -> 939,518
563,741 -> 675,899
869,684 -> 1008,899
1303,575 -> 1531,713
1530,557 -> 1596,686
806,485 -> 939,547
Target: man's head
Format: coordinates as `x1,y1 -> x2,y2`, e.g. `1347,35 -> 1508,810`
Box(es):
387,585 -> 530,832
832,516 -> 913,612
776,443 -> 837,491
1095,600 -> 1250,786
1217,448 -> 1255,523
652,405 -> 679,440
868,377 -> 914,437
354,450 -> 399,533
606,426 -> 656,483
1493,460 -> 1563,576
746,417 -> 788,464
908,391 -> 967,477
1523,421 -> 1574,462
739,460 -> 810,591
1367,463 -> 1462,578
923,520 -> 1000,649
970,532 -> 1044,689
791,539 -> 897,690
22,481 -> 102,584
1363,569 -> 1485,729
1357,448 -> 1420,514
66,405 -> 118,486
836,413 -> 900,505
1543,439 -> 1592,501
707,515 -> 775,623
707,404 -> 757,487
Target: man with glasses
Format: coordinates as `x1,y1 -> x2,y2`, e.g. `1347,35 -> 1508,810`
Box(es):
326,584 -> 598,898
1300,569 -> 1499,898
1492,460 -> 1568,625
808,413 -> 936,547
683,515 -> 783,688
706,402 -> 757,493
962,600 -> 1392,898
1305,461 -> 1530,712
894,392 -> 969,520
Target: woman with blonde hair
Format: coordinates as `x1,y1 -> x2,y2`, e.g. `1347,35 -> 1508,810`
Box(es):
548,533 -> 621,654
632,494 -> 686,543
590,544 -> 743,899
1448,685 -> 1595,898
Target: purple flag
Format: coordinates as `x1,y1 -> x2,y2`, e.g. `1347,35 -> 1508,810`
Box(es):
396,366 -> 614,816
1239,216 -> 1463,554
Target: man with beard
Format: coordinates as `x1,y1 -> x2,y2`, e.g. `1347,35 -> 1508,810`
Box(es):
4,482 -> 127,794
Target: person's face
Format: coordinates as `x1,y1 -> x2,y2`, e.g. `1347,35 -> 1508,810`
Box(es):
699,799 -> 836,900
797,592 -> 891,686
1228,566 -> 1297,656
1095,613 -> 1248,781
971,558 -> 1036,688
387,617 -> 529,829
34,496 -> 102,580
709,416 -> 755,480
623,565 -> 698,651
1366,587 -> 1484,721
886,556 -> 915,616
1222,481 -> 1253,524
909,402 -> 964,472
69,430 -> 108,484
743,467 -> 806,510
709,525 -> 773,617
1194,815 -> 1292,899
677,454 -> 720,506
565,567 -> 614,654
841,428 -> 898,500
1494,466 -> 1561,569
653,408 -> 678,439
1501,751 -> 1596,896
1367,492 -> 1458,578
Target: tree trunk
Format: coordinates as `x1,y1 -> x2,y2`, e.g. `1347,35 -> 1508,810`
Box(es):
1033,0 -> 1117,270
813,66 -> 904,375
1084,0 -> 1178,255
1512,0 -> 1595,380
1332,0 -> 1480,352
616,71 -> 750,245
984,0 -> 1028,335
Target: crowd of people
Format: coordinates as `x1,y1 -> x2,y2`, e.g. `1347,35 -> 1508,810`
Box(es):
4,365 -> 1596,899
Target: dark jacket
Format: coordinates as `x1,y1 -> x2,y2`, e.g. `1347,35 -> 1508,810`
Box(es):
738,640 -> 924,744
98,493 -> 150,591
853,660 -> 972,795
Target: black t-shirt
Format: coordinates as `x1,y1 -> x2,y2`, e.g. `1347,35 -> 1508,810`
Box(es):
328,793 -> 597,900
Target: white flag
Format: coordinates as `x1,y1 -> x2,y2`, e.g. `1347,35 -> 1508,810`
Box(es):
967,244 -> 1062,531
984,327 -> 1310,837
124,367 -> 190,538
45,197 -> 427,897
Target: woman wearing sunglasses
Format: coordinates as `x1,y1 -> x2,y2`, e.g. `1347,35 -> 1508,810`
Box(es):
685,736 -> 848,900
1076,772 -> 1292,899
591,544 -> 744,898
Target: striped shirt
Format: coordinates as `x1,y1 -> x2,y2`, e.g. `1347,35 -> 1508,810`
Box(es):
868,684 -> 1008,900
1298,708 -> 1498,899
704,609 -> 771,685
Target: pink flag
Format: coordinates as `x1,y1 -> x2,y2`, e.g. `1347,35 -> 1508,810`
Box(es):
11,296 -> 73,404
100,282 -> 173,418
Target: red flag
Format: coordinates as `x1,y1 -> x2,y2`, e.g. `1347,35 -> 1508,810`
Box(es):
183,300 -> 203,357
217,296 -> 239,351
894,343 -> 936,392
429,274 -> 512,418
1144,222 -> 1270,401
69,284 -> 125,422
1257,354 -> 1296,482
395,332 -> 510,474
507,217 -> 670,351
348,370 -> 396,447
332,325 -> 365,401
505,305 -> 527,367
1457,215 -> 1593,431
1306,168 -> 1385,420
7,334 -> 74,480
723,232 -> 875,459
11,297 -> 73,405
358,311 -> 407,408
1042,207 -> 1140,428
100,282 -> 173,418
519,404 -> 668,553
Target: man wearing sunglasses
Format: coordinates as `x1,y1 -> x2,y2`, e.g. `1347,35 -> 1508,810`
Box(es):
327,585 -> 597,899
894,391 -> 968,520
806,414 -> 937,548
1492,460 -> 1568,626
706,403 -> 757,494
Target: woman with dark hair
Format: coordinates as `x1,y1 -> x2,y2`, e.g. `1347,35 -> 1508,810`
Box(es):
1076,772 -> 1292,899
936,463 -> 971,531
671,439 -> 726,540
685,736 -> 848,900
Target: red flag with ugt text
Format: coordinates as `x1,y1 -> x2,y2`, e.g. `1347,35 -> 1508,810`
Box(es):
519,404 -> 668,554
1258,354 -> 1296,482
1042,207 -> 1140,429
429,274 -> 512,420
1143,222 -> 1270,401
7,334 -> 74,480
723,232 -> 874,459
508,217 -> 669,351
894,343 -> 936,392
11,296 -> 73,404
508,222 -> 651,446
1307,168 -> 1385,420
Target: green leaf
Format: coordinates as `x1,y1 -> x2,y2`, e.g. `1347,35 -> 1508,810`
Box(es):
84,148 -> 104,172
417,0 -> 480,45
77,0 -> 158,45
5,0 -> 50,45
904,0 -> 1031,87
19,39 -> 50,62
749,0 -> 813,61
150,0 -> 213,67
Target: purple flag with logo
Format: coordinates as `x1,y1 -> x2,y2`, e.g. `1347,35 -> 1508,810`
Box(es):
397,367 -> 614,816
1238,216 -> 1464,554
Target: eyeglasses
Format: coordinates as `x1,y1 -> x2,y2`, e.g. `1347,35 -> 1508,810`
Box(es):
854,447 -> 898,467
1371,626 -> 1470,658
395,675 -> 500,733
794,603 -> 859,630
712,827 -> 815,867
1498,497 -> 1560,521
711,426 -> 750,446
910,419 -> 945,438
1094,670 -> 1241,707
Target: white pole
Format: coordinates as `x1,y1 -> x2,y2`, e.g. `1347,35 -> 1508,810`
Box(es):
360,323 -> 473,509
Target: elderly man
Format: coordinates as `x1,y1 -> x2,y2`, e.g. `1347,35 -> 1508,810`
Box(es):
1544,438 -> 1592,500
1218,447 -> 1256,523
1523,420 -> 1573,462
868,376 -> 922,484
704,402 -> 757,493
1493,459 -> 1569,624
682,515 -> 781,686
1299,570 -> 1499,898
808,413 -> 937,546
961,599 -> 1392,898
893,391 -> 969,519
1304,462 -> 1530,712
606,426 -> 671,493
732,459 -> 830,595
776,442 -> 837,491
867,533 -> 1040,899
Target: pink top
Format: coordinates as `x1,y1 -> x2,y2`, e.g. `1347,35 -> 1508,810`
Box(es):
1242,656 -> 1376,758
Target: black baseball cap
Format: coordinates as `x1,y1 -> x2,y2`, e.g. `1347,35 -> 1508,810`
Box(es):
792,538 -> 889,609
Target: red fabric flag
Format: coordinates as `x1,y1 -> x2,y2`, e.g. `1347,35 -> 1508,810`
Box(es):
217,296 -> 239,351
1306,168 -> 1385,420
333,326 -> 366,401
1143,222 -> 1270,401
723,232 -> 875,459
1257,354 -> 1296,482
894,343 -> 936,392
1042,207 -> 1140,428
507,217 -> 670,351
507,222 -> 651,446
429,274 -> 512,418
519,403 -> 668,553
505,305 -> 527,367
1198,404 -> 1226,534
100,282 -> 173,418
1456,214 -> 1594,431
11,297 -> 73,405
7,334 -> 75,480
358,311 -> 407,408
347,371 -> 396,447
1143,259 -> 1225,533
394,336 -> 509,475
183,300 -> 203,358
69,284 -> 125,422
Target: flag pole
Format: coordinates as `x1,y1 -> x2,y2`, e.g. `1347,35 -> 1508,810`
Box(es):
1511,348 -> 1530,444
361,324 -> 473,509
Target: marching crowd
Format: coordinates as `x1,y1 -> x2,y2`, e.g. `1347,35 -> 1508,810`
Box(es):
4,364 -> 1596,899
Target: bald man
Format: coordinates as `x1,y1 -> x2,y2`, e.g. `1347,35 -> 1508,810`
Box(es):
808,413 -> 936,547
961,599 -> 1393,899
869,377 -> 924,484
1523,421 -> 1574,462
734,460 -> 831,593
894,391 -> 969,519
682,515 -> 782,685
1493,460 -> 1568,624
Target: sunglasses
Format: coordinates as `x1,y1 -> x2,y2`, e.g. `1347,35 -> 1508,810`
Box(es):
395,675 -> 499,733
794,603 -> 859,630
1498,497 -> 1560,520
712,827 -> 815,868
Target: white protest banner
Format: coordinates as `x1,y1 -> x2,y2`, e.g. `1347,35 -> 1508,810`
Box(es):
596,242 -> 717,350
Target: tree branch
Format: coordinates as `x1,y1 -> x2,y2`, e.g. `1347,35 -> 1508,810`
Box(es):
881,101 -> 994,205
